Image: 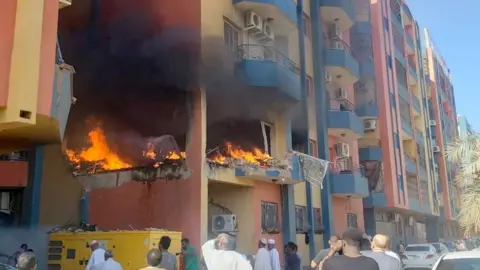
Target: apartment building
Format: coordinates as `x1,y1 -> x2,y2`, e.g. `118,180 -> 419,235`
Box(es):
424,29 -> 461,240
355,0 -> 449,246
458,115 -> 474,139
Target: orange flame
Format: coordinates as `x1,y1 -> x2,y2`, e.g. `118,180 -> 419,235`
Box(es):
210,142 -> 272,166
66,127 -> 132,173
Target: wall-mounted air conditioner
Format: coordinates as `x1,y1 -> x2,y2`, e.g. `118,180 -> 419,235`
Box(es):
364,119 -> 377,131
244,11 -> 263,34
212,214 -> 237,232
336,88 -> 347,100
329,24 -> 342,38
429,120 -> 436,126
433,146 -> 440,152
259,20 -> 274,41
334,142 -> 350,158
324,69 -> 332,83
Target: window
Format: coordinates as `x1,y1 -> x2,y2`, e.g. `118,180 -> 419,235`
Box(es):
224,20 -> 240,53
309,139 -> 318,157
302,14 -> 311,38
295,205 -> 307,233
306,76 -> 314,97
261,201 -> 280,234
313,208 -> 324,233
347,213 -> 358,228
405,245 -> 430,252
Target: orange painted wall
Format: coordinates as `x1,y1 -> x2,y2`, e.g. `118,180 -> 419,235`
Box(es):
0,161 -> 28,187
332,197 -> 365,235
0,0 -> 17,107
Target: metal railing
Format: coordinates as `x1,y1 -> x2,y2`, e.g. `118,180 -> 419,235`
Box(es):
330,157 -> 366,177
324,36 -> 354,56
0,151 -> 29,161
237,44 -> 299,75
330,98 -> 357,113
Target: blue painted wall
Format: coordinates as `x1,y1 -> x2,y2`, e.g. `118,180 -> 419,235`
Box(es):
21,147 -> 44,227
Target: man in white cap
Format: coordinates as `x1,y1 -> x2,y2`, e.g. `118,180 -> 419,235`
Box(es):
267,239 -> 280,270
254,239 -> 272,270
86,240 -> 105,270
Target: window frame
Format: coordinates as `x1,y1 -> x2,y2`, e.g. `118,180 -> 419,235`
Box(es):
309,139 -> 318,157
261,201 -> 280,234
313,208 -> 324,234
347,213 -> 358,228
295,205 -> 307,233
223,19 -> 241,53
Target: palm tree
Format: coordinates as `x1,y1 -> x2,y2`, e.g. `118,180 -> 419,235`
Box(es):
445,133 -> 480,235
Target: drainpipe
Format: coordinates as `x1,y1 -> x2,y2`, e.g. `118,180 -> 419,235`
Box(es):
310,0 -> 333,247
297,0 -> 315,259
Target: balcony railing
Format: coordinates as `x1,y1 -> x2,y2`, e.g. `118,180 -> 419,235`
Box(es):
402,117 -> 413,135
324,37 -> 354,56
415,128 -> 424,144
0,151 -> 29,161
237,44 -> 300,75
330,157 -> 365,177
412,95 -> 421,112
332,98 -> 357,113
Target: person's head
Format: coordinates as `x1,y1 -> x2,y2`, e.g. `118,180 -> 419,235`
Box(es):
26,249 -> 33,253
341,228 -> 364,255
286,242 -> 297,254
16,252 -> 37,270
159,236 -> 171,251
328,235 -> 340,248
90,240 -> 99,251
104,250 -> 114,261
20,244 -> 28,252
181,238 -> 190,250
371,234 -> 390,252
216,233 -> 231,251
267,239 -> 275,250
146,248 -> 163,267
258,239 -> 267,249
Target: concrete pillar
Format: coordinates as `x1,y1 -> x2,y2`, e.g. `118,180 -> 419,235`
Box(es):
426,217 -> 439,243
363,208 -> 377,237
21,147 -> 44,227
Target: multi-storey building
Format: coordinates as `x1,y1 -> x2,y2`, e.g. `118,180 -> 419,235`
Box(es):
424,29 -> 460,240
356,0 -> 452,246
458,115 -> 474,139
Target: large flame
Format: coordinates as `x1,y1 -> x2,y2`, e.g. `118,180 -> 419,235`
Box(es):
65,127 -> 132,173
210,142 -> 272,166
142,142 -> 186,168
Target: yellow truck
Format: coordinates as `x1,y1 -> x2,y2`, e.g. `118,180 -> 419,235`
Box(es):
47,230 -> 182,270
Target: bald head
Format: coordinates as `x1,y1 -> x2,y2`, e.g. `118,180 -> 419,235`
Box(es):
372,234 -> 390,251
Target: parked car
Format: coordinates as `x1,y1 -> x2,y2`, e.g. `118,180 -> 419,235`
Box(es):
402,243 -> 443,269
431,250 -> 480,270
431,243 -> 450,254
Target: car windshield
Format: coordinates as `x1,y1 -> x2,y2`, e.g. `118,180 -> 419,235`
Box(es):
436,258 -> 480,270
406,245 -> 430,252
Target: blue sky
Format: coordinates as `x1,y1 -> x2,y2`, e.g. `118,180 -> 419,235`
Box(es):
406,0 -> 479,130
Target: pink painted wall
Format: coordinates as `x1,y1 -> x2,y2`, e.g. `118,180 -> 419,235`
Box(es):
332,197 -> 365,235
0,0 -> 17,107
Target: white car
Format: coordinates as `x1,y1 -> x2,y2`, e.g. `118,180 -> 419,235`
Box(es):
403,243 -> 443,269
432,250 -> 480,270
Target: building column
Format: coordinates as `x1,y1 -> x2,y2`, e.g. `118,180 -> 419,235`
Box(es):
282,118 -> 296,244
363,208 -> 377,237
80,191 -> 90,223
21,146 -> 44,227
310,0 -> 333,247
181,89 -> 208,250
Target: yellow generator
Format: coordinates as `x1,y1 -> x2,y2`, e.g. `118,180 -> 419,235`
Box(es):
47,230 -> 182,270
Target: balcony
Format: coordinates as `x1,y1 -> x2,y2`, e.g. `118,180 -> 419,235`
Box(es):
0,152 -> 28,187
391,14 -> 403,33
363,192 -> 387,208
412,95 -> 421,115
405,34 -> 415,55
402,4 -> 413,26
405,155 -> 417,175
415,129 -> 424,144
359,147 -> 382,162
402,118 -> 413,139
394,46 -> 406,67
233,0 -> 296,35
408,197 -> 423,213
320,0 -> 355,32
59,0 -> 72,9
235,44 -> 301,102
329,158 -> 369,198
397,83 -> 410,102
324,38 -> 360,86
408,65 -> 418,85
355,103 -> 379,118
328,101 -> 364,142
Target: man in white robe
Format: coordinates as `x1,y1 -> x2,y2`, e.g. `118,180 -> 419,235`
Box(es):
254,239 -> 272,270
202,233 -> 252,270
267,239 -> 281,270
86,240 -> 105,270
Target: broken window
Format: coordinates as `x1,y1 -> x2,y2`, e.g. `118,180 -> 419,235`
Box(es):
313,208 -> 324,234
295,205 -> 307,233
347,213 -> 358,228
261,201 -> 279,234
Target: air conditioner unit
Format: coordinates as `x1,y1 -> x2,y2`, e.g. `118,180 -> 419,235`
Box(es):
331,41 -> 343,50
324,69 -> 332,83
244,11 -> 263,34
336,88 -> 347,100
259,20 -> 274,41
212,214 -> 237,232
395,213 -> 401,222
329,24 -> 342,38
429,120 -> 436,126
364,119 -> 377,131
334,142 -> 350,158
433,146 -> 440,152
408,216 -> 415,226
